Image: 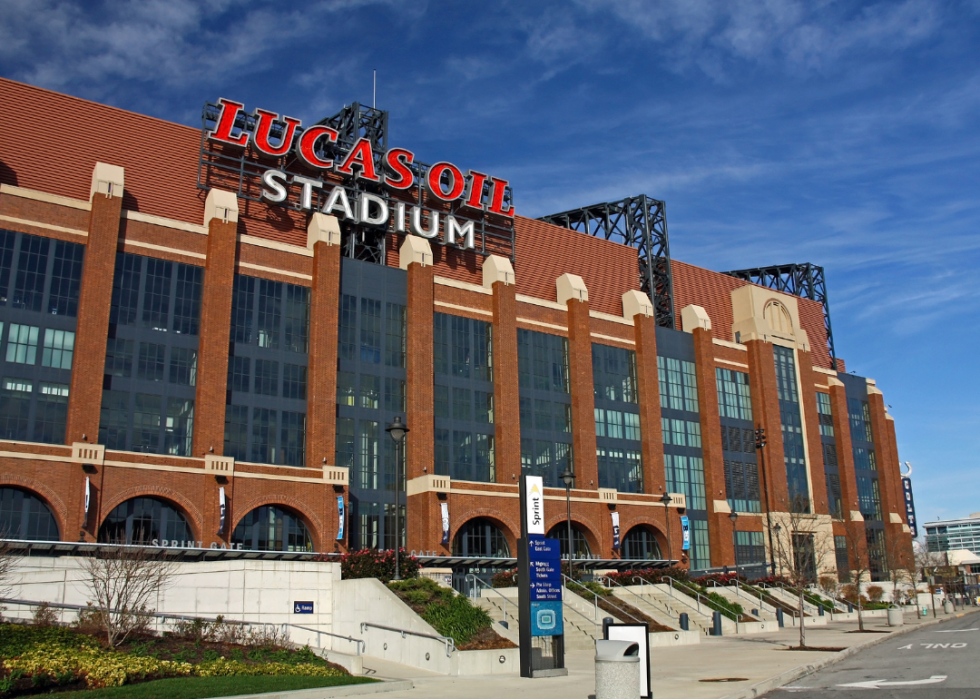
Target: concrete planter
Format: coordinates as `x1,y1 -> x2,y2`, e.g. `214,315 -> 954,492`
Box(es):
647,630 -> 700,647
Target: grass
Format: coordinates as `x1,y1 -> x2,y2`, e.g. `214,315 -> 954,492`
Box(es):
61,674 -> 376,699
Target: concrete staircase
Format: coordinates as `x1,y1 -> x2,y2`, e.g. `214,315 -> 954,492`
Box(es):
614,584 -> 726,635
471,587 -> 600,651
707,585 -> 779,622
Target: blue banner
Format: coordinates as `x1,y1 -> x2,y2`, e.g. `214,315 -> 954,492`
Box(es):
681,516 -> 690,551
902,477 -> 917,537
336,496 -> 345,540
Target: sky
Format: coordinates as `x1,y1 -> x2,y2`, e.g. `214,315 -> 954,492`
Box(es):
1,0 -> 978,529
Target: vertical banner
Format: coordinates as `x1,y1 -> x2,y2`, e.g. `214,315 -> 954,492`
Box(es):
217,487 -> 226,535
83,477 -> 91,526
336,496 -> 345,540
440,502 -> 450,544
524,475 -> 545,535
681,515 -> 691,551
611,511 -> 621,550
902,477 -> 917,537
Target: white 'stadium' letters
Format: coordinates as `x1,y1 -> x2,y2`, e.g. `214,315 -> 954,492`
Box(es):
207,98 -> 516,244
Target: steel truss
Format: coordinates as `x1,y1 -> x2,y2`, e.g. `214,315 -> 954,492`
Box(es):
539,195 -> 675,329
723,263 -> 836,364
197,102 -> 514,265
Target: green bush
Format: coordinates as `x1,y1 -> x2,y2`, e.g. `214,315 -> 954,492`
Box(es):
387,578 -> 491,646
491,569 -> 518,588
338,549 -> 420,582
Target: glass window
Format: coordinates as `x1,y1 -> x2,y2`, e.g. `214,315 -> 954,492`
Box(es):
596,447 -> 643,493
6,324 -> 39,364
724,459 -> 761,513
359,374 -> 381,409
857,475 -> 883,521
48,240 -> 84,317
137,342 -> 165,382
172,264 -> 203,335
335,417 -> 355,468
0,377 -> 32,440
434,384 -> 449,418
12,235 -> 48,312
164,398 -> 194,456
854,446 -> 877,471
105,338 -> 133,377
231,275 -> 255,344
338,294 -> 357,361
623,526 -> 663,560
0,487 -> 60,541
691,520 -> 711,570
359,298 -> 381,363
283,363 -> 307,400
228,356 -> 250,393
280,411 -> 306,466
548,523 -> 592,559
657,356 -> 698,412
518,329 -> 568,393
774,345 -> 799,403
132,393 -> 162,452
716,368 -> 752,421
99,390 -> 129,449
385,303 -> 406,367
337,371 -> 355,406
251,408 -> 277,463
453,387 -> 472,421
0,231 -> 16,305
592,344 -> 637,403
357,419 -> 380,489
816,392 -> 834,437
664,453 -> 706,510
257,279 -> 282,349
34,381 -> 69,444
223,404 -> 249,461
141,258 -> 172,331
735,531 -> 766,566
110,253 -> 141,326
254,359 -> 279,396
385,377 -> 406,413
452,518 -> 510,557
168,347 -> 197,386
231,505 -> 312,552
98,496 -> 192,545
283,285 -> 309,352
41,328 -> 73,369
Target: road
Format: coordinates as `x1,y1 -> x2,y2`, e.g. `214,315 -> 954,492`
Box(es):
766,611 -> 980,698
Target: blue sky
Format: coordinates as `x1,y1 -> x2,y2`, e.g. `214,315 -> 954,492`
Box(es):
2,0 -> 978,529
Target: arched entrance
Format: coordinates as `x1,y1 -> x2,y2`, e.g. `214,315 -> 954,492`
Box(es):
622,525 -> 663,560
547,523 -> 592,559
452,518 -> 511,558
98,496 -> 193,544
231,504 -> 313,552
0,487 -> 59,541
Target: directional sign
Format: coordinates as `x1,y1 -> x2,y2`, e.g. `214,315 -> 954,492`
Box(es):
838,675 -> 946,689
528,535 -> 562,602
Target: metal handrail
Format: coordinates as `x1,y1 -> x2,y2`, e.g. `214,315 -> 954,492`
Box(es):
0,597 -> 364,655
605,577 -> 675,623
630,578 -> 676,617
359,622 -> 455,657
465,574 -> 518,628
564,575 -> 646,626
729,579 -> 779,617
663,576 -> 740,631
753,583 -> 801,619
558,586 -> 603,636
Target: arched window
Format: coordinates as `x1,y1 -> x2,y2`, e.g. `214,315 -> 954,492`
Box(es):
0,487 -> 59,541
231,505 -> 313,552
548,523 -> 592,559
452,518 -> 510,558
98,497 -> 193,544
764,302 -> 793,334
622,525 -> 663,560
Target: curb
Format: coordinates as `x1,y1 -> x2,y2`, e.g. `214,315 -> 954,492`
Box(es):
206,679 -> 415,699
718,609 -> 980,699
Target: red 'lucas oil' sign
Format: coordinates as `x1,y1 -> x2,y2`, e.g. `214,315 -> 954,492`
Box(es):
207,99 -> 515,250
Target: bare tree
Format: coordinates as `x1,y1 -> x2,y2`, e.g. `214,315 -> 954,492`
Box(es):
837,517 -> 873,631
0,538 -> 14,618
770,496 -> 835,648
884,533 -> 915,604
81,546 -> 177,647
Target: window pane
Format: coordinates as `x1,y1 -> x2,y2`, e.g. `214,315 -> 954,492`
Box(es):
172,264 -> 203,335
41,328 -> 74,370
48,240 -> 84,317
12,235 -> 48,312
141,258 -> 172,331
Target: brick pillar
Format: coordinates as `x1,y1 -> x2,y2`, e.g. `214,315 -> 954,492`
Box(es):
566,297 -> 598,489
66,165 -> 124,444
797,351 -> 830,517
192,190 -> 239,456
745,340 -> 789,512
867,391 -> 905,545
403,238 -> 434,551
631,308 -> 665,496
307,216 -> 342,468
830,380 -> 867,575
67,164 -> 124,542
692,327 -> 734,567
491,280 -> 521,484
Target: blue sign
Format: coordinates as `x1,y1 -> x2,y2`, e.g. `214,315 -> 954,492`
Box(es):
531,600 -> 564,636
680,516 -> 691,551
336,497 -> 345,540
902,477 -> 918,537
294,601 -> 314,614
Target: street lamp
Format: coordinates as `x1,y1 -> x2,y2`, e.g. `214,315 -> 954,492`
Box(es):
660,492 -> 673,563
773,523 -> 782,577
729,511 -> 740,579
386,416 -> 409,581
560,466 -> 575,579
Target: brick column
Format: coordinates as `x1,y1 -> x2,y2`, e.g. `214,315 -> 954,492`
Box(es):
307,215 -> 342,468
66,164 -> 124,444
829,380 -> 867,575
565,296 -> 598,489
797,351 -> 830,517
692,326 -> 734,567
403,238 -> 434,551
67,164 -> 123,542
627,292 -> 666,496
745,340 -> 789,513
192,190 -> 239,456
487,256 -> 520,483
867,391 -> 906,544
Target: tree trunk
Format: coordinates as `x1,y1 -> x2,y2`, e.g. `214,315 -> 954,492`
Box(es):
857,595 -> 864,631
799,588 -> 806,648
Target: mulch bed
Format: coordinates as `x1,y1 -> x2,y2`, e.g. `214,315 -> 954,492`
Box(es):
783,645 -> 846,651
846,629 -> 891,634
457,627 -> 516,650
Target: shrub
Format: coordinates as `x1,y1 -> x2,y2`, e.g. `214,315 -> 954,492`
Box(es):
819,576 -> 838,596
387,578 -> 491,646
339,549 -> 420,583
605,566 -> 689,586
866,585 -> 884,603
31,602 -> 59,628
691,572 -> 744,587
491,569 -> 517,588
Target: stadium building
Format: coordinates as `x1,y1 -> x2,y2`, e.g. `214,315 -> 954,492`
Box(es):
0,78 -> 913,582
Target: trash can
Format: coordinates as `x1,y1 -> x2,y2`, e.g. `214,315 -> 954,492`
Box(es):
943,600 -> 954,614
595,639 -> 640,699
887,605 -> 904,627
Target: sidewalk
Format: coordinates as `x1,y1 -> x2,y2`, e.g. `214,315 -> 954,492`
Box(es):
360,608 -> 979,699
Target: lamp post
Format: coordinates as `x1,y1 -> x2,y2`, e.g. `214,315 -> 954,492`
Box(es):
661,492 -> 673,563
729,511 -> 740,579
755,427 -> 776,575
773,523 -> 782,577
386,416 -> 409,581
560,466 -> 575,579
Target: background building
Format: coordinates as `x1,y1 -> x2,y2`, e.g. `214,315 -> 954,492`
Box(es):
925,514 -> 980,556
0,77 -> 913,583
